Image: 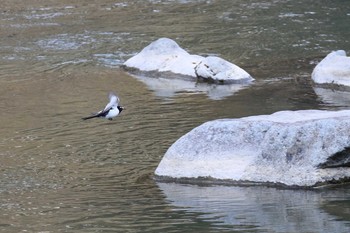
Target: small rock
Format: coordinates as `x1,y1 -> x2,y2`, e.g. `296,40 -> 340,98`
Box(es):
123,38 -> 253,84
195,56 -> 253,84
312,50 -> 350,86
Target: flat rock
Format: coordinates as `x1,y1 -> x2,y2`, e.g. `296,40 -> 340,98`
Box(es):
155,110 -> 350,187
123,38 -> 253,84
312,50 -> 350,86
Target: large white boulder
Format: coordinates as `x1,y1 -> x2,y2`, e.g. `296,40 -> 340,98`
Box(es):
123,38 -> 253,84
312,50 -> 350,86
155,110 -> 350,187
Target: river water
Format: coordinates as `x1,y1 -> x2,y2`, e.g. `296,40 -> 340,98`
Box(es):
1,0 -> 350,232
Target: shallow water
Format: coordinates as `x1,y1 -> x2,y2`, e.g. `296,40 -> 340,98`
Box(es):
1,0 -> 350,232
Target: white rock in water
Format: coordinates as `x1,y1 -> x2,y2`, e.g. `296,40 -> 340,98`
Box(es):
124,38 -> 202,77
155,110 -> 350,187
195,56 -> 253,83
312,50 -> 350,86
123,38 -> 253,83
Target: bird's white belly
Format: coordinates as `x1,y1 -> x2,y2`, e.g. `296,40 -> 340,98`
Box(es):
105,108 -> 120,119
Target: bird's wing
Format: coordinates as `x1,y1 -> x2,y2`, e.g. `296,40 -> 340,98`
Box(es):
103,92 -> 120,111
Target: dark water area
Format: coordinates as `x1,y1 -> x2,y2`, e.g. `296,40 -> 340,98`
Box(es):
1,0 -> 350,232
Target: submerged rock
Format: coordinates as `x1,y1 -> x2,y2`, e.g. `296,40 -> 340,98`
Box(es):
155,110 -> 350,187
312,50 -> 350,87
123,38 -> 253,84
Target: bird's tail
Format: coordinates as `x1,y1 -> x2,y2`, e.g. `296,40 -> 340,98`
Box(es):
82,114 -> 99,120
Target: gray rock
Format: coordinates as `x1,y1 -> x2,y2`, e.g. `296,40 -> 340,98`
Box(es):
155,110 -> 350,187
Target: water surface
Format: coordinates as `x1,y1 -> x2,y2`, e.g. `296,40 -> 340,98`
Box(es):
1,0 -> 350,232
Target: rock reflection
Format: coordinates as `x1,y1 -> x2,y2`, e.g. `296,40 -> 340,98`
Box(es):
132,74 -> 250,100
314,87 -> 350,108
157,182 -> 350,232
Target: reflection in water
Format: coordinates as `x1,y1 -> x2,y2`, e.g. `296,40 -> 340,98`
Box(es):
158,182 -> 350,233
132,74 -> 251,100
314,87 -> 350,109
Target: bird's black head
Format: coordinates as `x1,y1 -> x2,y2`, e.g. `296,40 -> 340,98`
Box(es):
118,106 -> 124,113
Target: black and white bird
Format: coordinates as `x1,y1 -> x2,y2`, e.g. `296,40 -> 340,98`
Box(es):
82,92 -> 124,120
